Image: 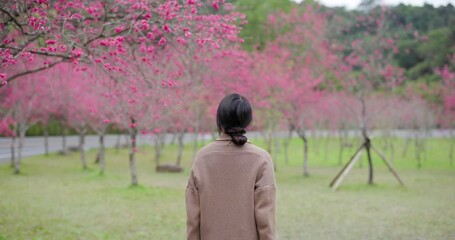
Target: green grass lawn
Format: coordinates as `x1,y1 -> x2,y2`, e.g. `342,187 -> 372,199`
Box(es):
0,137 -> 454,239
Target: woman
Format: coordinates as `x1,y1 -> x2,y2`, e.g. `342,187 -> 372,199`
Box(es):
186,93 -> 276,240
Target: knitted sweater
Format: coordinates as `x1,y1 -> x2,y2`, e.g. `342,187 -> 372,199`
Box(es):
186,133 -> 276,240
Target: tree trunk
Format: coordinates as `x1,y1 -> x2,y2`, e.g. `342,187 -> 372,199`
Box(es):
44,126 -> 49,156
450,141 -> 454,166
313,128 -> 319,156
389,139 -> 395,164
338,129 -> 344,166
192,108 -> 200,160
170,132 -> 177,145
450,129 -> 454,166
383,132 -> 389,153
283,124 -> 294,165
129,118 -> 138,186
273,131 -> 280,167
365,137 -> 373,185
154,133 -> 162,166
360,96 -> 372,184
324,131 -> 330,161
192,129 -> 199,160
61,126 -> 68,155
266,128 -> 277,171
299,130 -> 309,177
388,131 -> 395,164
176,131 -> 185,166
79,129 -> 87,170
15,127 -> 27,174
98,133 -> 105,174
402,138 -> 410,157
10,136 -> 15,168
266,128 -> 273,155
421,135 -> 427,163
415,133 -> 421,169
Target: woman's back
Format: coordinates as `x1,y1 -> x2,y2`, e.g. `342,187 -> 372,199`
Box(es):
186,93 -> 276,240
186,134 -> 276,240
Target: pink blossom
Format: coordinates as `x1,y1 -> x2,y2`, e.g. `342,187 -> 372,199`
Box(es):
163,24 -> 171,33
140,20 -> 150,31
158,37 -> 167,45
59,45 -> 68,52
213,2 -> 219,10
103,119 -> 110,123
71,48 -> 83,58
114,25 -> 125,33
72,13 -> 83,19
176,37 -> 186,45
146,32 -> 154,39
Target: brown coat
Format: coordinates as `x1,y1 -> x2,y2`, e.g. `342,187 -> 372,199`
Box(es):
186,133 -> 276,240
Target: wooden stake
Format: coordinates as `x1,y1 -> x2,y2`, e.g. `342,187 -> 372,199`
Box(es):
329,143 -> 365,189
331,150 -> 364,191
371,144 -> 405,186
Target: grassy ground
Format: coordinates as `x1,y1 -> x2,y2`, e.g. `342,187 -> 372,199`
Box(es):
0,136 -> 454,239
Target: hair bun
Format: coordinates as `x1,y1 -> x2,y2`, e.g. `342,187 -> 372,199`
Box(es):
225,127 -> 247,145
231,135 -> 248,145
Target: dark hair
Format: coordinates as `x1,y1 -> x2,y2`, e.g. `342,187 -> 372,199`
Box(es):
216,93 -> 253,146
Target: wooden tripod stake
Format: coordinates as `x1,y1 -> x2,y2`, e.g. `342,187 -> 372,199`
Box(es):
330,141 -> 405,191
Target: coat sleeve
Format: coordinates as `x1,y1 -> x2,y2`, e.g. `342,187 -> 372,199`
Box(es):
254,153 -> 276,240
185,169 -> 200,240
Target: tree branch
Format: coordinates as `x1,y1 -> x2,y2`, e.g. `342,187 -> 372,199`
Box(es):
0,8 -> 25,34
4,46 -> 72,59
1,60 -> 65,88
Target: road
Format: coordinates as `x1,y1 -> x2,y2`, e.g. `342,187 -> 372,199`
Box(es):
0,133 -> 214,164
0,129 -> 452,164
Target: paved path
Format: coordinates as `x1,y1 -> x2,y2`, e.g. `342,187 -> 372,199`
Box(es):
0,133 -> 214,164
0,130 -> 452,164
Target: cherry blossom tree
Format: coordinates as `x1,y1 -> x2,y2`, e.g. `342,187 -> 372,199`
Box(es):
0,67 -> 46,174
252,5 -> 337,175
435,54 -> 455,165
84,69 -> 115,175
330,7 -> 408,189
1,0 -> 244,184
60,64 -> 98,170
0,0 -> 243,87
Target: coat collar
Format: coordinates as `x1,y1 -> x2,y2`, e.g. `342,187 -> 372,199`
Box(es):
216,132 -> 232,141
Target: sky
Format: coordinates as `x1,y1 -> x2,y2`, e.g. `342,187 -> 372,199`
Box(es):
293,0 -> 454,9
